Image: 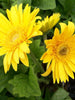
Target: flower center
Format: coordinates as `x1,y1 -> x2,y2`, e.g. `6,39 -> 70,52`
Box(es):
58,45 -> 69,56
11,34 -> 19,42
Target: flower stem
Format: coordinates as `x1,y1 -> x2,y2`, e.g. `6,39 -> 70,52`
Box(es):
30,51 -> 44,73
43,34 -> 47,40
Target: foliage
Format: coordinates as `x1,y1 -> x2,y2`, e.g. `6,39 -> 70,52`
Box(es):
51,88 -> 69,100
8,67 -> 41,97
31,0 -> 56,10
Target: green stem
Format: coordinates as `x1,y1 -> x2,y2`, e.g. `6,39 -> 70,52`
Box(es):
43,34 -> 47,40
30,51 -> 44,73
43,34 -> 47,51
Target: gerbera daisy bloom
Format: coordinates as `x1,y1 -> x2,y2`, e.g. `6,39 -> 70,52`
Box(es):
0,4 -> 42,73
37,13 -> 60,32
40,21 -> 75,83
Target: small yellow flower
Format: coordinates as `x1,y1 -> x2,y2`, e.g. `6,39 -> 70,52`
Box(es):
0,4 -> 42,73
37,13 -> 60,32
40,21 -> 75,83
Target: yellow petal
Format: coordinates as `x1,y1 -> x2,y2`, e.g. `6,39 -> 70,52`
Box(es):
0,33 -> 7,43
64,62 -> 74,79
59,23 -> 67,33
23,4 -> 31,27
54,28 -> 59,37
6,9 -> 11,22
46,62 -> 50,69
3,54 -> 10,73
60,22 -> 74,40
55,62 -> 60,83
40,52 -> 47,60
30,8 -> 40,20
68,21 -> 74,35
13,48 -> 19,64
28,24 -> 43,39
53,71 -> 56,84
70,55 -> 75,64
66,59 -> 75,72
52,59 -> 55,71
7,52 -> 12,65
27,40 -> 32,44
27,20 -> 35,37
19,49 -> 25,59
20,53 -> 29,66
12,60 -> 17,71
41,63 -> 52,77
50,59 -> 56,83
45,39 -> 52,46
18,4 -> 23,23
10,5 -> 19,26
0,47 -> 7,56
29,31 -> 43,39
58,61 -> 67,82
19,42 -> 30,53
0,13 -> 12,32
43,54 -> 52,63
34,31 -> 43,37
34,16 -> 41,20
60,26 -> 69,41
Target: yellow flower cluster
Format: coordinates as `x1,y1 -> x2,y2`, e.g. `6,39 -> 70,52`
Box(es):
0,4 -> 60,73
0,3 -> 75,84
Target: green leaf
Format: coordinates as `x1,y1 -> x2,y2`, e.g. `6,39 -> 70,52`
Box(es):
65,96 -> 72,100
31,0 -> 56,10
58,0 -> 75,23
23,0 -> 31,5
1,1 -> 10,9
0,9 -> 6,15
0,56 -> 3,67
38,10 -> 52,19
0,67 -> 12,93
29,39 -> 45,73
8,97 -> 43,100
71,2 -> 75,23
0,95 -> 8,100
8,67 -> 41,97
30,39 -> 45,60
51,88 -> 69,100
58,0 -> 75,14
17,0 -> 31,5
8,97 -> 35,100
11,0 -> 17,6
18,64 -> 29,74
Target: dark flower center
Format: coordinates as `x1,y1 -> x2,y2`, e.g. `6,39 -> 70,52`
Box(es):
59,46 -> 68,56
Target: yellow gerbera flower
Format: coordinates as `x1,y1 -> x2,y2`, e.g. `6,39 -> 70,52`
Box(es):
37,13 -> 60,32
40,21 -> 75,83
0,4 -> 42,73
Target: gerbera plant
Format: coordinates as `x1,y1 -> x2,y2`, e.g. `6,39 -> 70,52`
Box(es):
0,4 -> 43,73
0,0 -> 75,100
40,22 -> 75,83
